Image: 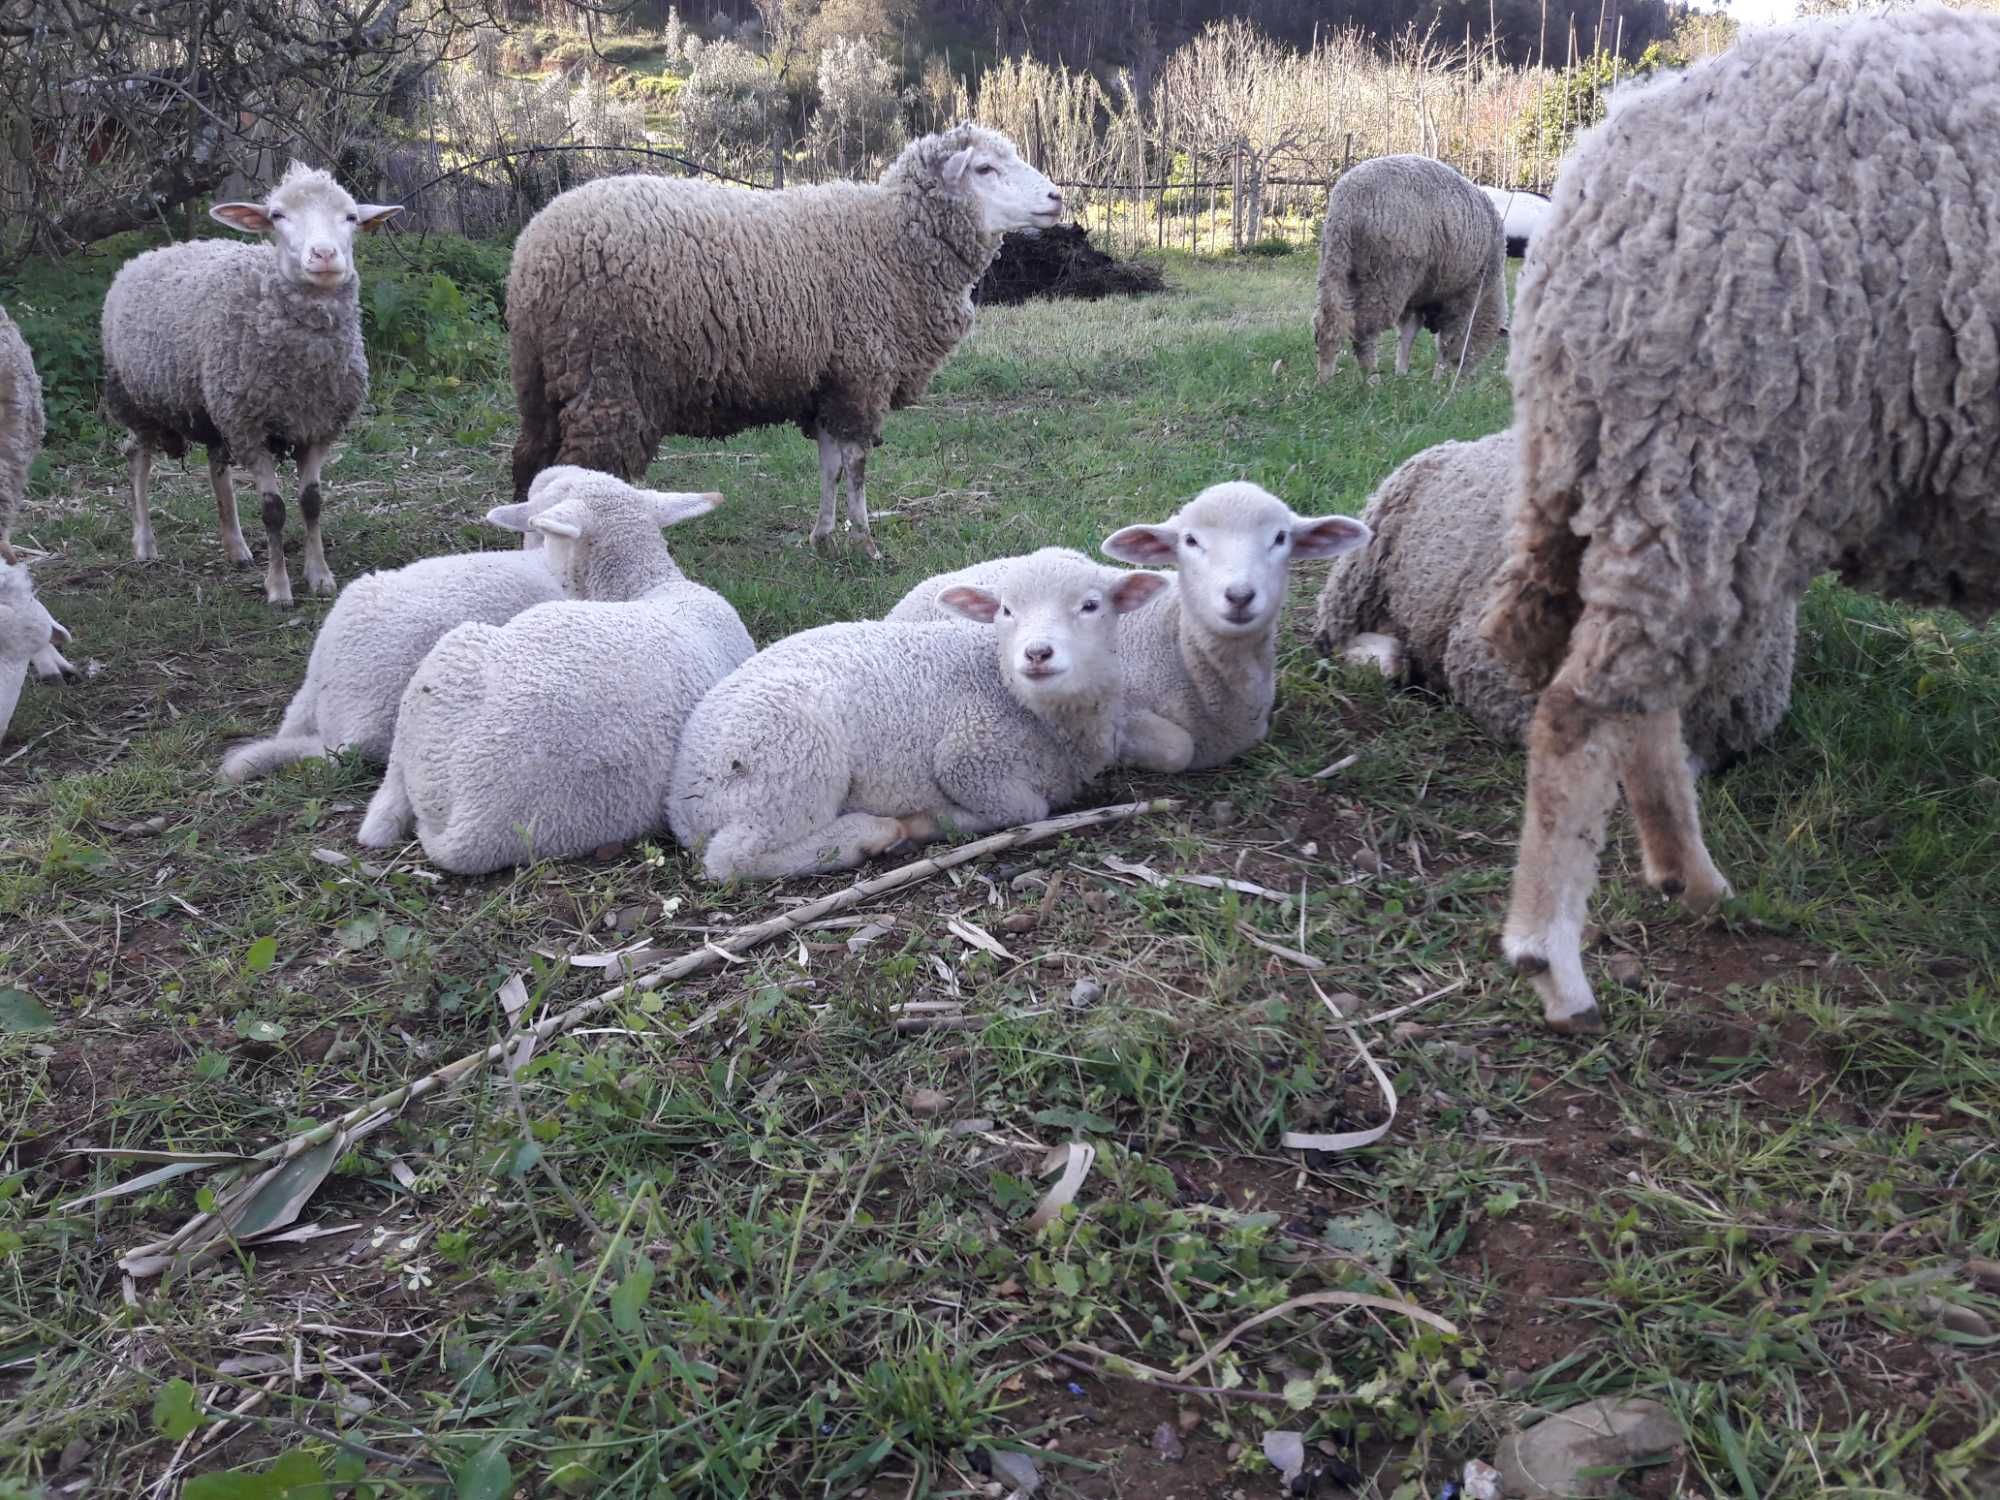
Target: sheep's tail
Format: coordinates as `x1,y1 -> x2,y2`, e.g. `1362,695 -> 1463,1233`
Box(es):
1476,433 -> 1586,691
1312,216 -> 1358,379
509,330 -> 561,505
218,679 -> 328,784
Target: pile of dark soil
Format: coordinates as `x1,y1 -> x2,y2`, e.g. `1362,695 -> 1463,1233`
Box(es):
974,224 -> 1167,306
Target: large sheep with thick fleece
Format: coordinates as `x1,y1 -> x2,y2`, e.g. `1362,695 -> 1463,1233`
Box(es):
670,551 -> 1169,881
887,485 -> 1370,771
1478,7 -> 2000,1033
1315,155 -> 1506,382
357,473 -> 746,876
101,162 -> 402,606
0,560 -> 69,744
0,302 -> 45,566
506,124 -> 1063,558
1313,431 -> 1795,772
216,468 -> 597,785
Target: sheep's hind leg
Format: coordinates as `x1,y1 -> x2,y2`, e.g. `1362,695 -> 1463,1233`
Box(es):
811,429 -> 842,550
357,760 -> 414,848
296,443 -> 336,597
248,449 -> 292,608
842,443 -> 879,561
702,812 -> 913,881
126,440 -> 158,562
1503,679 -> 1626,1033
210,452 -> 253,566
1395,313 -> 1419,376
1618,705 -> 1731,914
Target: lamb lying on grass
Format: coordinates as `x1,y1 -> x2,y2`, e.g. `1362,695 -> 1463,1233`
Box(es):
670,550 -> 1168,881
1313,431 -> 1796,774
358,473 -> 746,875
217,468 -> 591,784
887,485 -> 1369,771
0,559 -> 69,744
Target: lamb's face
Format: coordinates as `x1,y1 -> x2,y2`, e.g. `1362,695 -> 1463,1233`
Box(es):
211,163 -> 402,292
1102,484 -> 1372,640
938,132 -> 1064,236
938,560 -> 1168,708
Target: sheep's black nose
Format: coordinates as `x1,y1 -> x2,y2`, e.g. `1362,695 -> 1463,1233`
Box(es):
1024,642 -> 1054,663
1224,584 -> 1257,609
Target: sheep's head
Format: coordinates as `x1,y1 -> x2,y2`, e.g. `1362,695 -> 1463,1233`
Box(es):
211,161 -> 402,293
487,465 -> 596,553
1102,484 -> 1371,640
917,125 -> 1063,236
937,549 -> 1167,708
519,471 -> 723,598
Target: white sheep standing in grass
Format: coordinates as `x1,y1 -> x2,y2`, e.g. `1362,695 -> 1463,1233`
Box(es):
504,124 -> 1063,558
1315,155 -> 1507,382
887,485 -> 1370,771
100,163 -> 402,606
358,472 -> 746,876
1478,7 -> 2000,1033
216,468 -> 595,785
1313,431 -> 1796,773
0,560 -> 70,744
669,551 -> 1169,881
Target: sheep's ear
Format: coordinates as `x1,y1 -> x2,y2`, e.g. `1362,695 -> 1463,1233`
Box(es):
937,584 -> 1001,623
48,616 -> 71,644
1290,515 -> 1372,560
210,202 -> 274,235
485,502 -> 536,533
939,146 -> 976,189
1107,570 -> 1171,614
530,507 -> 585,540
1100,523 -> 1178,566
645,490 -> 724,528
354,204 -> 404,233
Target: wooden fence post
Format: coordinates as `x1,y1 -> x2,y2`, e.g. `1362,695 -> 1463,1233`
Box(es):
1230,141 -> 1242,253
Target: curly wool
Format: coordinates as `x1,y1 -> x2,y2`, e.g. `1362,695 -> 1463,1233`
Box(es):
1481,7 -> 2000,711
1317,431 -> 1795,770
101,167 -> 369,467
0,304 -> 44,560
506,124 -> 1010,495
1315,155 -> 1507,378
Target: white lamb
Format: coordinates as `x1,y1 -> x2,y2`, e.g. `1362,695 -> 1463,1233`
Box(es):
357,474 -> 746,876
0,559 -> 69,744
217,467 -> 594,784
887,485 -> 1370,771
669,551 -> 1169,881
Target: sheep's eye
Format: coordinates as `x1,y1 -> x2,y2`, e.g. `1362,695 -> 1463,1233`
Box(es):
1080,598 -> 1100,614
345,212 -> 358,223
269,210 -> 285,221
976,163 -> 997,176
1275,530 -> 1289,547
1182,533 -> 1199,548
1000,605 -> 1012,618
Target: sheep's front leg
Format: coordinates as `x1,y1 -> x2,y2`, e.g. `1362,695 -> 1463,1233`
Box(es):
248,449 -> 292,608
210,451 -> 253,567
811,428 -> 842,550
126,440 -> 157,562
31,619 -> 77,683
1394,313 -> 1419,376
842,443 -> 879,561
1116,709 -> 1196,772
296,443 -> 336,597
1618,705 -> 1731,913
1503,679 -> 1625,1033
357,760 -> 414,848
704,812 -> 915,881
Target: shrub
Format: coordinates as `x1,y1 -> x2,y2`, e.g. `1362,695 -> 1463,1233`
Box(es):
1242,236 -> 1295,257
1514,53 -> 1624,165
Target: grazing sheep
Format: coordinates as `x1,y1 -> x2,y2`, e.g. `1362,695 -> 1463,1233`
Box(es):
1478,7 -> 2000,1032
670,551 -> 1168,881
0,303 -> 45,566
506,123 -> 1063,558
1313,431 -> 1795,772
1478,186 -> 1551,258
101,162 -> 402,606
1315,155 -> 1507,382
216,468 -> 596,785
887,486 -> 1370,771
0,560 -> 69,744
357,473 -> 745,876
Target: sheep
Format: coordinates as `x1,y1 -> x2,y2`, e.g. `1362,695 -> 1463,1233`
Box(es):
1477,186 -> 1551,259
1312,431 -> 1796,773
505,123 -> 1063,559
886,485 -> 1371,772
0,301 -> 45,567
1476,7 -> 2000,1033
669,551 -> 1169,881
356,473 -> 746,876
100,162 -> 403,607
0,560 -> 69,744
1314,155 -> 1507,382
215,467 -> 597,785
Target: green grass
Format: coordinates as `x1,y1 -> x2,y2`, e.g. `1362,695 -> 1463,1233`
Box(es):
1,253 -> 1996,1500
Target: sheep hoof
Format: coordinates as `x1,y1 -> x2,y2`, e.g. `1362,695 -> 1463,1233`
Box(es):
591,841 -> 623,862
858,536 -> 882,562
1657,877 -> 1685,898
1506,948 -> 1550,977
1546,1005 -> 1605,1036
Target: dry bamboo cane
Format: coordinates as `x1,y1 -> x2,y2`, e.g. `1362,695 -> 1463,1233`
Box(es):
119,797 -> 1182,1278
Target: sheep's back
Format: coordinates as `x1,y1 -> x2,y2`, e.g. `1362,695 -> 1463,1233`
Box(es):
1325,156 -> 1501,300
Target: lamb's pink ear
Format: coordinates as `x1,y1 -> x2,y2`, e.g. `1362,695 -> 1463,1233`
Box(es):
354,204 -> 404,233
485,502 -> 535,533
939,146 -> 976,189
49,617 -> 72,644
645,490 -> 724,528
1100,523 -> 1178,566
937,584 -> 1001,623
1107,570 -> 1171,614
210,202 -> 274,235
1291,515 -> 1372,560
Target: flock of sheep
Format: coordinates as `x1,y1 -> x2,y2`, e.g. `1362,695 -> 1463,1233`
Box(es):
2,8 -> 1995,1036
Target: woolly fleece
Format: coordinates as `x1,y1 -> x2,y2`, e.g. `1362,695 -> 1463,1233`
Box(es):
0,560 -> 61,744
0,302 -> 44,561
1315,431 -> 1795,770
1315,154 -> 1507,380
